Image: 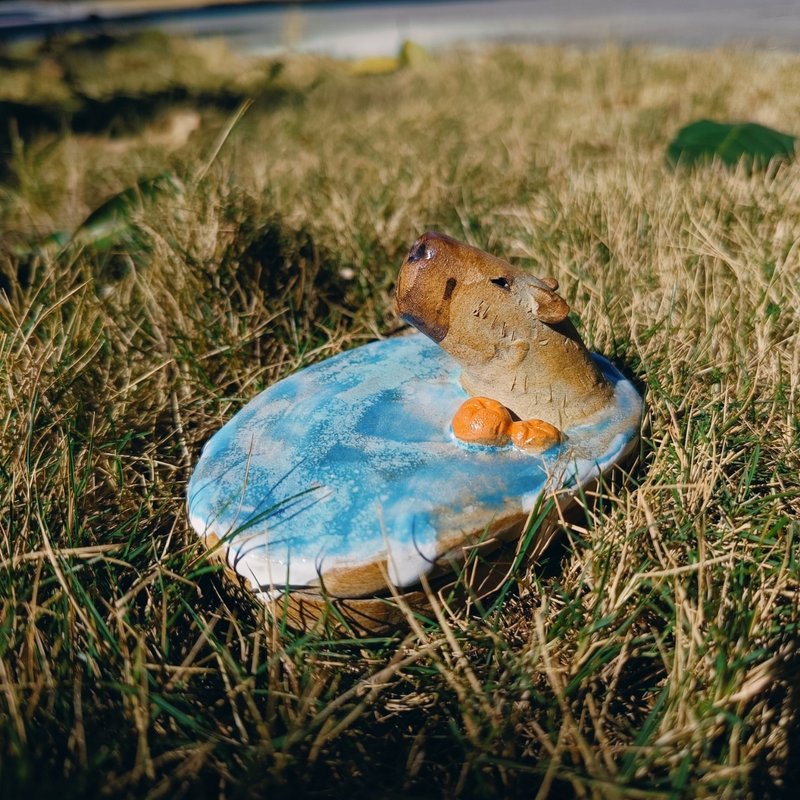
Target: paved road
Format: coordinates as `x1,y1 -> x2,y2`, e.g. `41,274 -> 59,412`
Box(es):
2,0 -> 800,55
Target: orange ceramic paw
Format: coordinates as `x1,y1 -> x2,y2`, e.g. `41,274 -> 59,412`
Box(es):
452,397 -> 563,452
452,397 -> 513,446
508,419 -> 562,452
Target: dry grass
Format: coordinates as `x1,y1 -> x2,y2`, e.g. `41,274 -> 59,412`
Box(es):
0,34 -> 799,799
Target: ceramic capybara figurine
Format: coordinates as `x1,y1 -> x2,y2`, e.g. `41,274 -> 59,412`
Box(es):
395,232 -> 613,448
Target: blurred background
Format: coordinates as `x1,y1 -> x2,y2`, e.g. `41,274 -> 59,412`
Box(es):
2,0 -> 800,56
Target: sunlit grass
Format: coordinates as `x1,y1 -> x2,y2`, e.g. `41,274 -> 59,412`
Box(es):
0,33 -> 799,798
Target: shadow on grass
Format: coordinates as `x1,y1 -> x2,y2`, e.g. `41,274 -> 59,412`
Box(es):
0,30 -> 299,170
748,639 -> 800,798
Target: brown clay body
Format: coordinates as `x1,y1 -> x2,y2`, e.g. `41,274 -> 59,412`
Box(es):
395,232 -> 613,429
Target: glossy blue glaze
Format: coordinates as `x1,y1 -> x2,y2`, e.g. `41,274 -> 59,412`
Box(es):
187,333 -> 642,594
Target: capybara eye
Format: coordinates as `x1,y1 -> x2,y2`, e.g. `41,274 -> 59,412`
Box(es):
490,276 -> 511,290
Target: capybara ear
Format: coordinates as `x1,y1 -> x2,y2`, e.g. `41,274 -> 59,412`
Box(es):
541,277 -> 559,291
531,286 -> 570,324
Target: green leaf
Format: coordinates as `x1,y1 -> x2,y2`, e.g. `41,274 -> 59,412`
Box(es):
667,119 -> 796,168
72,170 -> 182,250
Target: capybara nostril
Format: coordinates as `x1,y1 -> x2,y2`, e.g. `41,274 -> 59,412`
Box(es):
406,237 -> 432,263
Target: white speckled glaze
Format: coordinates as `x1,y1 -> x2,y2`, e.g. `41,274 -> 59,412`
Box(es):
187,333 -> 642,597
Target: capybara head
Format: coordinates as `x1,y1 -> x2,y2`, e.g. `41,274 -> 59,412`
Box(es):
395,231 -> 572,369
